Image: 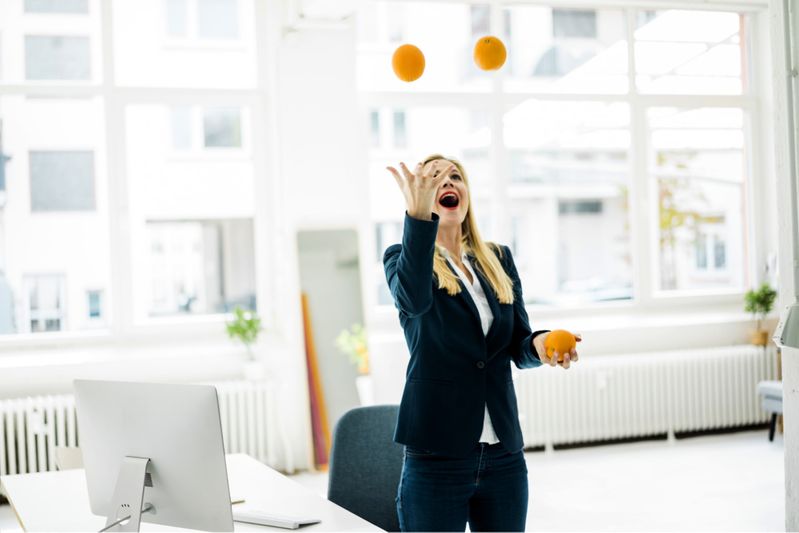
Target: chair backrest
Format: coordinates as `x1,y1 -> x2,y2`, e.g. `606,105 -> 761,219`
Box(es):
55,446 -> 84,471
327,405 -> 403,532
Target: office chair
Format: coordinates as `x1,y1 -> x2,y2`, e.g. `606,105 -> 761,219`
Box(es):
327,405 -> 403,532
757,380 -> 783,441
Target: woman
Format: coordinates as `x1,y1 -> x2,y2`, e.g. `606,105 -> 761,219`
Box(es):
384,154 -> 582,532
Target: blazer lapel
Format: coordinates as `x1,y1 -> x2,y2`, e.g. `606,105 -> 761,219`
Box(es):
469,255 -> 501,340
446,253 -> 503,341
444,258 -> 483,333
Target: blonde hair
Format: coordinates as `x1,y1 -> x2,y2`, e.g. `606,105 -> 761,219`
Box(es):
425,154 -> 515,305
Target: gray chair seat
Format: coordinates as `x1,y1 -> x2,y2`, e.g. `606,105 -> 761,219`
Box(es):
328,405 -> 403,532
756,380 -> 783,442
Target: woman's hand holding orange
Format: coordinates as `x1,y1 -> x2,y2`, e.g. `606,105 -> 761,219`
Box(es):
387,160 -> 455,221
533,332 -> 582,369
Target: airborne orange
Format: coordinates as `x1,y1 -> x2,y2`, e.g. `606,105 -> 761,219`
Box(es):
392,44 -> 425,82
473,36 -> 507,71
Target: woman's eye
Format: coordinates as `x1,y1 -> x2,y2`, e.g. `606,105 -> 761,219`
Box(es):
451,174 -> 462,180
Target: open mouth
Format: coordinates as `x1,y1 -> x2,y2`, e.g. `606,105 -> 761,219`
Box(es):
439,192 -> 459,209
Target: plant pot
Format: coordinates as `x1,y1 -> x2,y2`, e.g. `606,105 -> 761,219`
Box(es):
750,329 -> 769,346
355,375 -> 374,406
243,360 -> 266,381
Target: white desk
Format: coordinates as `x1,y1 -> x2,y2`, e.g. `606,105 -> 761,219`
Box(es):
1,454 -> 380,532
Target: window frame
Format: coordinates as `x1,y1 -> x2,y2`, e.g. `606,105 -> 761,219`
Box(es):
161,0 -> 244,45
22,274 -> 67,334
359,2 -> 765,324
0,0 -> 279,347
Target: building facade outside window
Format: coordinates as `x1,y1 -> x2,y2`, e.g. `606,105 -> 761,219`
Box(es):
358,2 -> 754,311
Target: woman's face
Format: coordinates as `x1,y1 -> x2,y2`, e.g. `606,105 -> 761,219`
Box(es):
426,159 -> 470,228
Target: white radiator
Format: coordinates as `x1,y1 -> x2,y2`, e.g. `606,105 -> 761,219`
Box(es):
515,344 -> 780,448
0,380 -> 283,477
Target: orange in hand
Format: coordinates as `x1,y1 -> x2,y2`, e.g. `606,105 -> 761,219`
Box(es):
392,44 -> 425,82
544,330 -> 577,362
473,36 -> 507,71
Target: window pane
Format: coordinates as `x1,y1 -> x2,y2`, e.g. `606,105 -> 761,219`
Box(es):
471,5 -> 489,37
203,107 -> 242,148
375,221 -> 402,306
553,9 -> 597,38
126,104 -> 256,320
30,151 -> 95,211
505,100 -> 632,306
147,219 -> 255,315
197,0 -> 239,40
369,106 -> 492,207
171,106 -> 193,150
25,0 -> 88,14
164,0 -> 188,38
368,106 -> 492,305
369,109 -> 380,148
714,236 -> 726,268
505,100 -> 629,185
0,95 -> 111,335
649,107 -> 746,292
25,275 -> 65,332
0,6 -> 102,83
635,10 -> 744,94
0,150 -> 7,193
87,289 -> 102,319
501,7 -> 628,94
25,36 -> 91,80
357,1 -> 491,93
696,234 -> 708,269
113,0 -> 255,88
392,110 -> 407,148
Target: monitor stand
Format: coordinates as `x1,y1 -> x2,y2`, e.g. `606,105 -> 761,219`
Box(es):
100,456 -> 154,532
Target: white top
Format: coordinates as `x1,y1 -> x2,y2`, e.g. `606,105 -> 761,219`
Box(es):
1,454 -> 380,531
442,247 -> 500,445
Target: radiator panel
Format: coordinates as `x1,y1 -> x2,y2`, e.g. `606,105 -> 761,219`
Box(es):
0,347 -> 779,475
0,380 -> 277,475
515,344 -> 779,448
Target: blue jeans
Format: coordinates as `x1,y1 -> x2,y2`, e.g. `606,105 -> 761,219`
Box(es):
396,442 -> 529,532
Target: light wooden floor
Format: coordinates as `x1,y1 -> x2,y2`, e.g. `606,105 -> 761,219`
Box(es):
0,429 -> 784,532
294,428 -> 786,532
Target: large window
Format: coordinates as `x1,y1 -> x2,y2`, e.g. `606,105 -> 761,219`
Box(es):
360,3 -> 753,309
648,107 -> 746,292
0,0 -> 261,337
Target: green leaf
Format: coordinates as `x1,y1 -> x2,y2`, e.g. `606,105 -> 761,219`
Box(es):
225,306 -> 262,348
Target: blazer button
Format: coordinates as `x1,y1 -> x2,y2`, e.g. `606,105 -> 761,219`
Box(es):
476,361 -> 486,369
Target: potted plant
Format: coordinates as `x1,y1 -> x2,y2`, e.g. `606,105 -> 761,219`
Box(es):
335,323 -> 373,405
226,306 -> 264,380
744,282 -> 777,346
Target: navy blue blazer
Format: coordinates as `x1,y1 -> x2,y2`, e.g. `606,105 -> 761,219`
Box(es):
383,211 -> 550,457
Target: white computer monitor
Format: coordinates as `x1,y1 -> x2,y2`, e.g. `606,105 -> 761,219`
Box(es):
74,379 -> 234,532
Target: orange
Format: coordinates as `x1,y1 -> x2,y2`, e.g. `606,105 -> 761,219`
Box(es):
392,44 -> 425,82
543,330 -> 577,362
473,36 -> 507,71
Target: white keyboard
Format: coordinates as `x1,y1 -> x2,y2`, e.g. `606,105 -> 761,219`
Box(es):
233,508 -> 321,530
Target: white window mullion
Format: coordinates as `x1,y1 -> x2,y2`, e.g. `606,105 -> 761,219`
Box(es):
743,11 -> 766,291
100,0 -> 133,337
252,0 -> 281,334
490,1 -> 508,245
627,6 -> 654,310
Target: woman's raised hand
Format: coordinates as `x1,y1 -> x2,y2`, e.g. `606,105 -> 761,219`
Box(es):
387,160 -> 456,221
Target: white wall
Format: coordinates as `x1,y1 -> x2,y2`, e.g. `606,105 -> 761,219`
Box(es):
297,229 -> 363,432
766,0 -> 799,529
269,13 -> 366,469
276,22 -> 363,228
